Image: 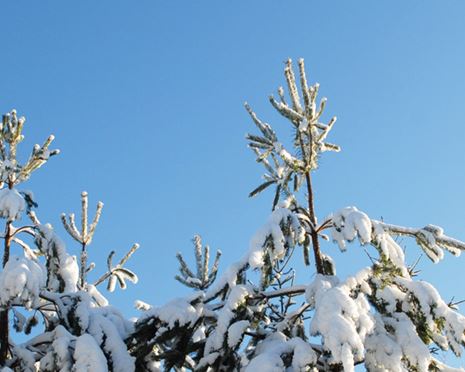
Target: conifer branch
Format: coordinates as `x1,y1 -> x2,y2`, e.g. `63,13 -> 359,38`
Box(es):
94,243 -> 140,291
375,220 -> 465,262
81,191 -> 88,239
61,193 -> 104,245
27,211 -> 40,226
245,59 -> 339,270
175,236 -> 222,290
0,110 -> 58,186
60,192 -> 105,288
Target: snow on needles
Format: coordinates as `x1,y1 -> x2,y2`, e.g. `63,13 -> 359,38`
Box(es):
204,285 -> 252,357
140,292 -> 204,329
306,273 -> 374,372
205,206 -> 303,300
73,334 -> 108,372
0,188 -> 25,221
245,332 -> 317,372
4,196 -> 462,371
330,206 -> 407,271
248,207 -> 303,269
34,223 -> 79,292
0,255 -> 44,308
330,206 -> 372,251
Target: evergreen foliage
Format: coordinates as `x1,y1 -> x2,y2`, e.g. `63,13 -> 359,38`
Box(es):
1,60 -> 465,371
0,110 -> 139,371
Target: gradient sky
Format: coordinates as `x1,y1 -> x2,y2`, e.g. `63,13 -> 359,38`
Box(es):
2,1 -> 465,366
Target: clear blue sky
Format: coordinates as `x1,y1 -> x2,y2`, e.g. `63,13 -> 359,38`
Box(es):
2,1 -> 465,363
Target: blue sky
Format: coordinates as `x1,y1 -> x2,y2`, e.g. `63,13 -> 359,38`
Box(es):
2,0 -> 465,363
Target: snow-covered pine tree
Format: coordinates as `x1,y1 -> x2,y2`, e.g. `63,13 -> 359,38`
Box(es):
3,60 -> 465,372
0,110 -> 140,371
129,59 -> 465,371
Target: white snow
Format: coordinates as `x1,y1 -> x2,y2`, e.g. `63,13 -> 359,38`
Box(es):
0,176 -> 462,372
227,320 -> 249,348
372,222 -> 407,271
330,207 -> 408,272
192,324 -> 206,343
306,274 -> 374,372
44,325 -> 74,372
35,223 -> 79,292
330,206 -> 372,251
204,285 -> 252,357
87,310 -> 135,372
365,314 -> 404,372
0,188 -> 25,221
248,207 -> 302,269
73,334 -> 108,372
86,284 -> 109,307
395,277 -> 465,355
206,206 -> 302,300
385,313 -> 431,371
0,255 -> 44,308
141,293 -> 203,328
246,332 -> 317,371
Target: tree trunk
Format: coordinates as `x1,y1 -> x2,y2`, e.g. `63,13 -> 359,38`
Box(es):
0,221 -> 12,365
305,171 -> 323,274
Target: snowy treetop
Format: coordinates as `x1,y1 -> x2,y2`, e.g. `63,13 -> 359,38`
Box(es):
1,60 -> 465,371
